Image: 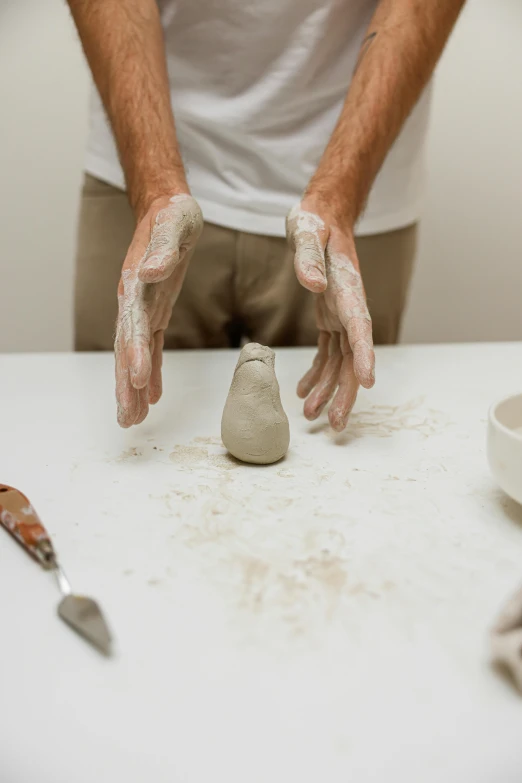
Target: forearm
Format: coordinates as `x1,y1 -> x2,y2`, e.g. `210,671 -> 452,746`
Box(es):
68,0 -> 188,218
308,0 -> 466,226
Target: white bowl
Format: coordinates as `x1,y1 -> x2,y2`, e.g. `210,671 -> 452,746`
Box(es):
488,393 -> 522,505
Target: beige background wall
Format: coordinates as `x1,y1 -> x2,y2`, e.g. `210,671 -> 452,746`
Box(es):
0,0 -> 520,352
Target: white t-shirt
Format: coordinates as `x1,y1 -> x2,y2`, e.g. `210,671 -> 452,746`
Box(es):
86,0 -> 432,237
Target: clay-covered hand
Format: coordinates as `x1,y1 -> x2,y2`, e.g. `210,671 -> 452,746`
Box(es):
286,198 -> 375,432
115,194 -> 203,427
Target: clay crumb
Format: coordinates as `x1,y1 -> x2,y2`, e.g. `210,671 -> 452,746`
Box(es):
116,446 -> 142,462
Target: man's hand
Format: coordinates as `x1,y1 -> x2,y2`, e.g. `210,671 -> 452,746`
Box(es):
287,198 -> 375,432
286,0 -> 465,432
67,1 -> 202,426
115,194 -> 203,427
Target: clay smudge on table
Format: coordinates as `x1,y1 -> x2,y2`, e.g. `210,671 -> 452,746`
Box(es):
169,443 -> 238,471
160,399 -> 453,643
316,471 -> 334,484
148,492 -> 175,512
268,497 -> 294,512
169,466 -> 387,641
192,435 -> 222,445
340,397 -> 451,439
116,446 -> 142,462
169,444 -> 208,467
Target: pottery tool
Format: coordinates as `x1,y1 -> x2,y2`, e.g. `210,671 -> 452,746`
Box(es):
0,484 -> 112,655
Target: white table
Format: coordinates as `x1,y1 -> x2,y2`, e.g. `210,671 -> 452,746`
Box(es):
1,345 -> 522,782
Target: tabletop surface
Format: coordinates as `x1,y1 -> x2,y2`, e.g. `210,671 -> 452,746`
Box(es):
1,344 -> 522,782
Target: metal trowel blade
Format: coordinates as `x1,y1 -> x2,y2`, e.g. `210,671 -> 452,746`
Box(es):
58,595 -> 112,655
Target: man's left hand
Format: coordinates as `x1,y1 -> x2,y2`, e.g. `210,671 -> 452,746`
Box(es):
286,197 -> 375,432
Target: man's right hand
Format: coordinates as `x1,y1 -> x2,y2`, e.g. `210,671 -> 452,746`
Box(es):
115,194 -> 203,428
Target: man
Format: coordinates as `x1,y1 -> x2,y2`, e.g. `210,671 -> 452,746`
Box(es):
69,0 -> 464,431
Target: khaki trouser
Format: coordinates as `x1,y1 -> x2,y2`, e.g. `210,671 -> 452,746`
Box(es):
75,174 -> 417,350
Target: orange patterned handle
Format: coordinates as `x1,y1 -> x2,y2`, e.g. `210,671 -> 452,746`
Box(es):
0,484 -> 56,569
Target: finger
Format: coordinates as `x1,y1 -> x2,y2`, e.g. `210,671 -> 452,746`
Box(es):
293,231 -> 327,292
286,206 -> 327,293
352,334 -> 375,389
138,195 -> 203,284
149,331 -> 164,405
303,333 -> 342,420
134,385 -> 150,426
297,331 -> 329,398
328,342 -> 359,432
139,247 -> 179,284
341,313 -> 375,388
119,271 -> 153,389
126,309 -> 152,390
326,246 -> 375,388
115,333 -> 141,428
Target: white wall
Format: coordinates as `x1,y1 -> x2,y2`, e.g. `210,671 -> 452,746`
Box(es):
402,0 -> 522,342
0,0 -> 89,351
0,0 -> 520,351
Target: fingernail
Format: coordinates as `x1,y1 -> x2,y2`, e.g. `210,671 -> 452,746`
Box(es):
330,413 -> 347,432
306,402 -> 326,421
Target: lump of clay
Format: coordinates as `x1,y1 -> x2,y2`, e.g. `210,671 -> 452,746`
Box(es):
221,343 -> 290,465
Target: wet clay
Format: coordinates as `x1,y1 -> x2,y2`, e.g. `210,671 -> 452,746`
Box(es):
221,343 -> 290,465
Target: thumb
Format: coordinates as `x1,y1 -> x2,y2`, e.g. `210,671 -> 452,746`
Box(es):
286,206 -> 328,293
138,195 -> 203,284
